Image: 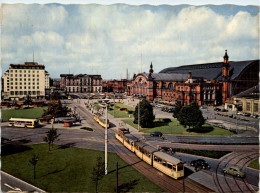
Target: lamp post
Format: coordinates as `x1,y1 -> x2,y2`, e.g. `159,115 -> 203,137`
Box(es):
138,97 -> 140,132
103,99 -> 110,175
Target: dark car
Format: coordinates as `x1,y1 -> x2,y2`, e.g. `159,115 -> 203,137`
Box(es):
214,108 -> 221,111
150,131 -> 162,137
190,159 -> 210,169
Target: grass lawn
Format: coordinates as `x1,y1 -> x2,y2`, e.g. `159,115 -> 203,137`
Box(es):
108,103 -> 135,118
2,144 -> 163,192
1,107 -> 47,122
123,118 -> 235,136
248,159 -> 259,170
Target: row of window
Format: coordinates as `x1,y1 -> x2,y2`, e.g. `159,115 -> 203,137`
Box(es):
8,82 -> 39,86
10,91 -> 41,95
10,70 -> 40,73
9,74 -> 40,77
246,102 -> 259,112
9,86 -> 40,90
10,78 -> 40,81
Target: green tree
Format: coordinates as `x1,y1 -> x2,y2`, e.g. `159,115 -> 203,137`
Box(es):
133,99 -> 155,128
43,126 -> 60,151
42,100 -> 68,117
29,154 -> 39,179
173,102 -> 182,119
178,102 -> 205,129
24,94 -> 32,108
90,156 -> 105,193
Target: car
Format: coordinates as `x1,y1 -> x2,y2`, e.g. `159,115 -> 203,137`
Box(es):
244,113 -> 251,117
150,131 -> 162,137
167,108 -> 175,113
190,159 -> 210,169
200,105 -> 207,109
223,166 -> 245,178
214,108 -> 221,111
221,108 -> 228,112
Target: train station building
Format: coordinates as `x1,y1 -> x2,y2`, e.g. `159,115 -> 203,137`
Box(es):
128,50 -> 259,106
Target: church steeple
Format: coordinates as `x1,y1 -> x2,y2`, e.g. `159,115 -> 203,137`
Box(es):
223,49 -> 229,64
149,62 -> 153,74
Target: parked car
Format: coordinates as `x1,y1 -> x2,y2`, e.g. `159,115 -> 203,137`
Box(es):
244,113 -> 251,117
190,159 -> 210,169
150,131 -> 162,137
223,166 -> 245,178
214,108 -> 221,111
200,105 -> 207,109
221,108 -> 228,112
167,108 -> 175,113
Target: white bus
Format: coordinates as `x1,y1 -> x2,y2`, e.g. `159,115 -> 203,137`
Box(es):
8,118 -> 39,128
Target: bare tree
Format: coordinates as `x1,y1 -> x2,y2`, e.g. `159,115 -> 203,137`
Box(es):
29,154 -> 39,179
90,156 -> 105,193
43,126 -> 60,151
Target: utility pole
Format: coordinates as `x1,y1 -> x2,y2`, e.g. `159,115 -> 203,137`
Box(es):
138,98 -> 140,132
116,161 -> 118,193
104,101 -> 109,175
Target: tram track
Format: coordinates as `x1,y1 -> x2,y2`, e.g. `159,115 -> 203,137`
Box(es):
74,102 -> 212,193
213,151 -> 259,193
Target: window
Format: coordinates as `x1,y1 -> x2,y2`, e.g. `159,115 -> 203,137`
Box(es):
33,75 -> 35,77
37,79 -> 39,81
28,74 -> 31,77
15,74 -> 17,77
15,70 -> 17,73
28,79 -> 30,81
20,86 -> 22,89
37,82 -> 39,85
253,103 -> 258,112
37,71 -> 39,73
10,74 -> 13,77
11,86 -> 13,89
246,102 -> 250,111
20,78 -> 22,81
11,78 -> 13,81
20,74 -> 22,77
15,78 -> 17,81
20,82 -> 22,85
10,70 -> 13,72
33,79 -> 35,81
37,86 -> 39,89
15,86 -> 17,89
24,86 -> 26,89
24,78 -> 26,81
37,75 -> 39,77
24,74 -> 26,77
15,82 -> 17,85
29,86 -> 31,89
20,70 -> 22,73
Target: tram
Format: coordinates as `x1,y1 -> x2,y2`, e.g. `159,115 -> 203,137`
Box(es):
115,130 -> 184,179
93,113 -> 109,128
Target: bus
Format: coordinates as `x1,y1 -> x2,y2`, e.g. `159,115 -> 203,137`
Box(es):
8,118 -> 39,128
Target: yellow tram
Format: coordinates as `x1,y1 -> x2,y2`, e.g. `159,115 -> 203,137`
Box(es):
115,131 -> 184,180
93,113 -> 109,128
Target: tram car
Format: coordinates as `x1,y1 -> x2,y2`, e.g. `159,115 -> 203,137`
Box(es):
93,113 -> 109,128
115,131 -> 184,179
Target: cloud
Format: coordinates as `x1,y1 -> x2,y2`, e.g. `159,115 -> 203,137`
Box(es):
1,4 -> 259,79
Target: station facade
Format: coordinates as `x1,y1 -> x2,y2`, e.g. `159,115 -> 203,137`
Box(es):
128,51 -> 259,106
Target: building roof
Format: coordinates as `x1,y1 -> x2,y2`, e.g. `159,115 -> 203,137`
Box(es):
143,72 -> 188,81
159,60 -> 259,81
233,85 -> 259,99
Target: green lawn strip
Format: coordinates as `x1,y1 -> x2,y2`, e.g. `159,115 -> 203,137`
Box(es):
108,103 -> 135,118
122,118 -> 234,136
1,107 -> 47,122
248,159 -> 259,170
171,148 -> 231,159
2,144 -> 163,192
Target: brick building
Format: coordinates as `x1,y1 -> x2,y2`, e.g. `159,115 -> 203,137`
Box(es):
128,50 -> 259,106
102,79 -> 129,93
60,74 -> 102,93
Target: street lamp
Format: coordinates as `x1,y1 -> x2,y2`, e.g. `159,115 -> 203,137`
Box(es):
138,97 -> 140,132
103,99 -> 110,175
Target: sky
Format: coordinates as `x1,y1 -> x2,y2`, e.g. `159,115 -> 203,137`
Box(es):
1,2 -> 259,79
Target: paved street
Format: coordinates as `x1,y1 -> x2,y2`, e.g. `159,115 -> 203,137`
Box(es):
1,98 -> 259,192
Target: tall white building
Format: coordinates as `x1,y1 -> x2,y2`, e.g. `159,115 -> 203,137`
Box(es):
2,62 -> 50,100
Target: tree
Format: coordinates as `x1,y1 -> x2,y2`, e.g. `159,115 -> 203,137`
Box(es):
90,156 -> 105,193
42,100 -> 68,117
29,154 -> 39,179
43,126 -> 60,151
173,102 -> 182,119
133,99 -> 155,128
178,102 -> 205,129
24,94 -> 32,108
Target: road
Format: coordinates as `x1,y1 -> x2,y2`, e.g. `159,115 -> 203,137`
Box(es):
1,98 -> 259,192
1,171 -> 45,192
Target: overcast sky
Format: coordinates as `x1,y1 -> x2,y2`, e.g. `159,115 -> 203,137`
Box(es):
1,3 -> 259,79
